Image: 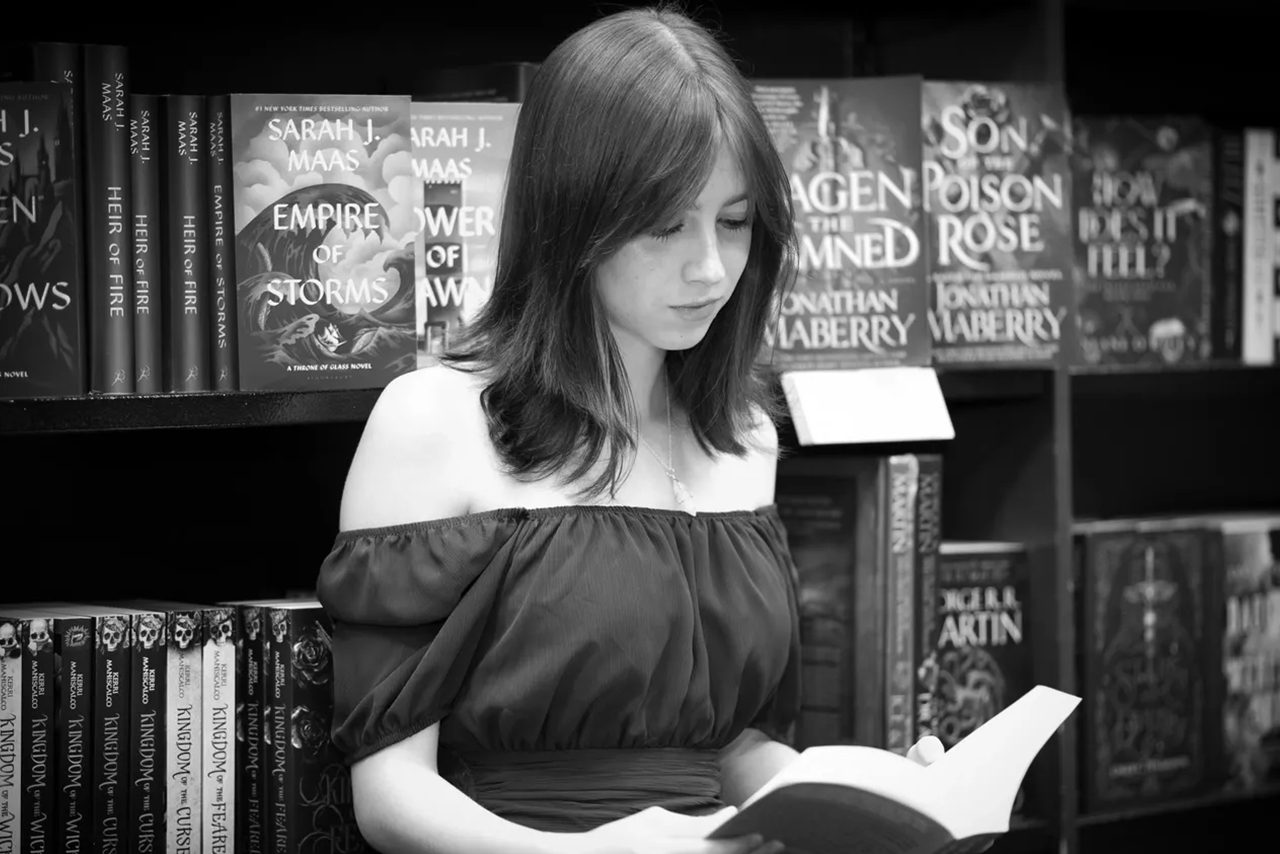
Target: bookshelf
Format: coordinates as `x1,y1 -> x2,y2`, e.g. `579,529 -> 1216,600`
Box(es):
2,2 -> 1275,853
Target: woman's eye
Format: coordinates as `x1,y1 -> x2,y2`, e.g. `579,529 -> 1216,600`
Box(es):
719,217 -> 751,231
650,222 -> 683,241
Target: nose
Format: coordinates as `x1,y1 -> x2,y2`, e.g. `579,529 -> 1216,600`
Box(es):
683,227 -> 725,286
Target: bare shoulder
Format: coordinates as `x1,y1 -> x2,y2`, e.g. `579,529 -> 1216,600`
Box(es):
338,364 -> 490,531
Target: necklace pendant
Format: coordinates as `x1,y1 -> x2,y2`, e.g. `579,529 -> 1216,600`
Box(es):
669,473 -> 697,515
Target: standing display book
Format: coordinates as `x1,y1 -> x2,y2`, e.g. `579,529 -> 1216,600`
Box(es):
707,685 -> 1080,854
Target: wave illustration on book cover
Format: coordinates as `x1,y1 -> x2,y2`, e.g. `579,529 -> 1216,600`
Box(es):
230,94 -> 415,391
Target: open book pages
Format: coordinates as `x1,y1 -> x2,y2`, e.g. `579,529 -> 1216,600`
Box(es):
713,685 -> 1081,849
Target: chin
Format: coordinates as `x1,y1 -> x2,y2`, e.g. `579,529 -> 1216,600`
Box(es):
658,328 -> 714,352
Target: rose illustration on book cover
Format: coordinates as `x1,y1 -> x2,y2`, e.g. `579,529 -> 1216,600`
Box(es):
230,94 -> 416,390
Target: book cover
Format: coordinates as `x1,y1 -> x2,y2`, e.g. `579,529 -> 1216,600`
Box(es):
752,76 -> 929,368
0,616 -> 21,854
922,80 -> 1074,366
912,454 -> 943,744
123,607 -> 165,854
202,606 -> 237,854
1071,116 -> 1214,367
1215,513 -> 1280,792
81,43 -> 134,394
50,612 -> 92,853
162,93 -> 210,393
0,609 -> 63,854
0,82 -> 86,400
232,604 -> 266,854
775,459 -> 862,749
708,685 -> 1081,854
411,101 -> 518,367
206,94 -> 238,391
1076,519 -> 1225,812
933,541 -> 1035,817
1210,128 -> 1244,362
265,602 -> 367,853
1241,129 -> 1274,365
229,93 -> 416,391
130,93 -> 163,394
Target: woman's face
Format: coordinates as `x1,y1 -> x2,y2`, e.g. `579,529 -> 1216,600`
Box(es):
594,144 -> 752,356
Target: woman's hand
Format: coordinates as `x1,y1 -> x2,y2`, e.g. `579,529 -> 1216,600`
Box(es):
905,735 -> 946,767
570,805 -> 784,854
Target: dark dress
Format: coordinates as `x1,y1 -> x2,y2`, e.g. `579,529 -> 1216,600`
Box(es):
316,504 -> 801,832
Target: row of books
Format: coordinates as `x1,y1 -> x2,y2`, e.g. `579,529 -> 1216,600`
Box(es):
0,597 -> 366,854
776,451 -> 1280,818
0,41 -> 519,401
4,51 -> 1278,402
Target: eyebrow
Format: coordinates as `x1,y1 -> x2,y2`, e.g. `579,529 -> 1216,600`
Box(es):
691,192 -> 750,211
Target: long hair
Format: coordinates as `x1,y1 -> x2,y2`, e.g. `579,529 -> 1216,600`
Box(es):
444,4 -> 796,500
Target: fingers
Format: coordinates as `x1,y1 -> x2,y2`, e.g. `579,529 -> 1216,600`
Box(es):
707,834 -> 785,854
907,735 -> 946,766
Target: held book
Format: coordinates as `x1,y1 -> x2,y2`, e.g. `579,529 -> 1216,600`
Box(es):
708,684 -> 1080,854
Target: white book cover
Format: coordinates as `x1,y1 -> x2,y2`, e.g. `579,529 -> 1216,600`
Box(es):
1242,128 -> 1274,364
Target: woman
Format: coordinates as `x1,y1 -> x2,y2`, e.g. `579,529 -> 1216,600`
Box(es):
316,6 -> 942,853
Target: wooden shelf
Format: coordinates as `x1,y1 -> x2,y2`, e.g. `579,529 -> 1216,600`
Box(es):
0,389 -> 381,435
1075,784 -> 1280,828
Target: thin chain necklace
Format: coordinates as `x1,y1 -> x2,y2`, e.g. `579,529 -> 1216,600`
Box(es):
637,377 -> 697,515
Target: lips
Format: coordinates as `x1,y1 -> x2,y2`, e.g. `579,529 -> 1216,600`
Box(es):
672,298 -> 721,322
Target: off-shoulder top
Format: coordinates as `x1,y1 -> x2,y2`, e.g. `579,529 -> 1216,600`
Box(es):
315,504 -> 801,832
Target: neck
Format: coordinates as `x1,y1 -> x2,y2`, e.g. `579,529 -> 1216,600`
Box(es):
612,328 -> 668,423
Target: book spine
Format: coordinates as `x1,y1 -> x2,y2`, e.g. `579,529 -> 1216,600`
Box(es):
130,94 -> 164,394
1242,129 -> 1275,365
913,455 -> 943,742
54,615 -> 93,854
205,94 -> 238,391
162,93 -> 211,392
265,610 -> 289,853
130,611 -> 166,854
0,619 -> 22,854
202,608 -> 236,854
1211,128 -> 1244,361
81,43 -> 135,393
236,606 -> 265,854
1273,132 -> 1280,364
884,455 -> 919,754
165,611 -> 202,854
20,617 -> 56,854
91,615 -> 132,854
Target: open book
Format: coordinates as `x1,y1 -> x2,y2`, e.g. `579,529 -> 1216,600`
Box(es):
708,685 -> 1081,854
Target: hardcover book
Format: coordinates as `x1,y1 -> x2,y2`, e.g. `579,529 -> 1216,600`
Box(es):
0,608 -> 69,854
410,101 -> 519,367
1210,128 -> 1244,362
1075,518 -> 1225,812
752,76 -> 930,368
162,93 -> 211,393
229,93 -> 416,390
707,685 -> 1080,854
207,94 -> 239,391
933,541 -> 1035,817
1212,512 -> 1280,792
263,600 -> 367,852
0,615 -> 21,854
130,93 -> 163,394
1071,116 -> 1214,367
0,82 -> 86,400
922,80 -> 1074,366
81,43 -> 134,393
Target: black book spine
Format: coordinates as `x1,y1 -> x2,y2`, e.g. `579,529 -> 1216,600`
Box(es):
162,93 -> 210,392
90,615 -> 132,854
237,605 -> 265,854
265,609 -> 289,853
203,607 -> 237,854
1211,127 -> 1244,361
129,611 -> 165,854
206,94 -> 238,391
130,94 -> 164,394
0,618 -> 20,854
22,618 -> 57,854
54,616 -> 93,854
81,43 -> 134,394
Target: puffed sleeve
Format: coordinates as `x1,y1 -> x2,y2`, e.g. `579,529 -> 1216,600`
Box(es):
315,512 -> 525,764
747,508 -> 802,747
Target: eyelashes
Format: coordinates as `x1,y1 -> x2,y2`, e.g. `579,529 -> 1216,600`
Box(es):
650,218 -> 752,242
